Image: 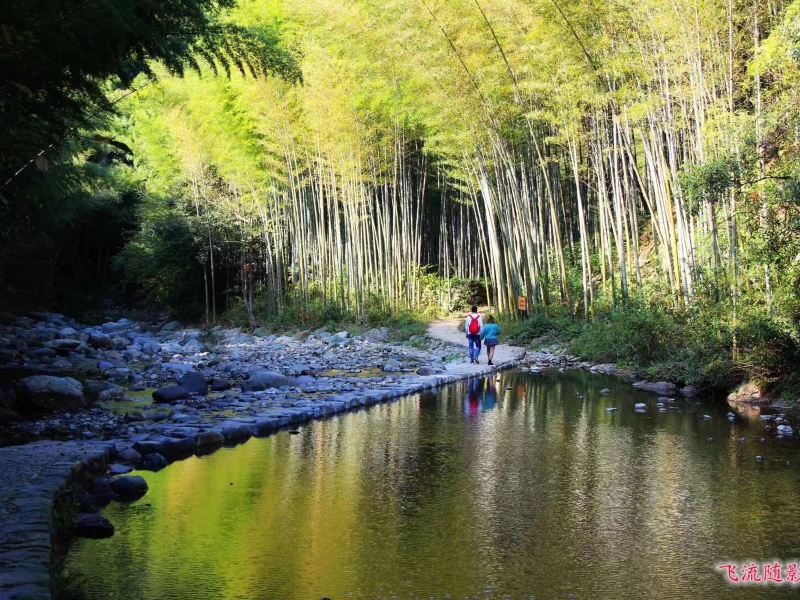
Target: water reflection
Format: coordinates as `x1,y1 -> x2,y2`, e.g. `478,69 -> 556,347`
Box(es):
464,377 -> 497,415
62,370 -> 800,599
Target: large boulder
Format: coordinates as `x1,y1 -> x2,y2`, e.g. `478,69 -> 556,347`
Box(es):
83,380 -> 123,403
284,363 -> 311,377
141,341 -> 161,355
365,327 -> 389,343
242,370 -> 295,391
88,332 -> 114,349
182,338 -> 205,353
160,320 -> 181,332
73,513 -> 114,538
47,338 -> 85,353
209,377 -> 231,391
160,342 -> 184,355
196,430 -> 225,452
383,359 -> 402,373
141,452 -> 169,471
632,380 -> 678,396
178,371 -> 208,394
109,476 -> 149,501
15,375 -> 85,413
152,385 -> 190,403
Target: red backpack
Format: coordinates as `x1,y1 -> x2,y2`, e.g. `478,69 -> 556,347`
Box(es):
468,315 -> 481,335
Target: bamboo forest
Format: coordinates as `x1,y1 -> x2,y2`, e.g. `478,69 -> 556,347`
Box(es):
2,0 -> 800,598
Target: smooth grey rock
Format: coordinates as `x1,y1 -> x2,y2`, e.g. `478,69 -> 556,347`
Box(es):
632,380 -> 678,396
109,475 -> 148,501
161,362 -> 195,375
141,452 -> 168,471
365,327 -> 389,343
178,371 -> 207,394
142,341 -> 161,354
680,385 -> 698,397
116,447 -> 142,463
777,424 -> 794,436
197,430 -> 225,451
160,342 -> 184,355
152,385 -> 190,403
83,380 -> 117,402
383,359 -> 402,372
98,386 -> 125,403
284,363 -> 311,376
182,338 -> 205,353
634,403 -> 647,410
417,366 -> 435,376
160,320 -> 181,332
90,478 -> 117,505
599,388 -> 611,395
27,347 -> 56,359
109,463 -> 133,475
74,513 -> 114,538
209,377 -> 231,391
47,338 -> 84,351
112,336 -> 130,350
15,375 -> 85,413
88,332 -> 113,349
242,370 -> 294,391
156,437 -> 195,460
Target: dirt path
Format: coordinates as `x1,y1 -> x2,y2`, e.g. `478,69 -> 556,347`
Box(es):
428,317 -> 526,375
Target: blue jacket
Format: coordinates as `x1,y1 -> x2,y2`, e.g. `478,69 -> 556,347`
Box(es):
481,323 -> 501,342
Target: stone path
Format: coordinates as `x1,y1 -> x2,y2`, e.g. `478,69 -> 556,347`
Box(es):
0,440 -> 114,599
428,317 -> 526,376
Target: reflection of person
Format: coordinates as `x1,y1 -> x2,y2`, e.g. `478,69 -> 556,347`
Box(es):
465,305 -> 484,364
481,315 -> 501,366
482,377 -> 497,411
466,377 -> 481,415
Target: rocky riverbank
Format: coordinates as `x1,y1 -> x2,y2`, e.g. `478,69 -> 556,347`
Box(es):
0,312 -> 466,445
0,311 -> 529,600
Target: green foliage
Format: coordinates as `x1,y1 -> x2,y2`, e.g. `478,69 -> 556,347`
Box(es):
507,299 -> 800,396
115,205 -> 206,317
679,158 -> 738,211
0,0 -> 298,191
570,308 -> 680,364
221,293 -> 429,341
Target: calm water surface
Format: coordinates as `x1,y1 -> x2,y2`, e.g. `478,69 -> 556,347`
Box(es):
62,370 -> 800,599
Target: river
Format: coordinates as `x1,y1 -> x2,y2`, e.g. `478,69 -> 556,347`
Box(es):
61,370 -> 800,599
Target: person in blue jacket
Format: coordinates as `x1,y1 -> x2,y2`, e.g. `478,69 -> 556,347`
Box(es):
481,315 -> 501,366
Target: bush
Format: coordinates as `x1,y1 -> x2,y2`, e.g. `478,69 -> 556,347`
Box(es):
569,308 -> 679,364
507,301 -> 800,396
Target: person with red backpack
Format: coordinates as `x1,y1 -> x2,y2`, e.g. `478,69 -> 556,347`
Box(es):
464,305 -> 484,364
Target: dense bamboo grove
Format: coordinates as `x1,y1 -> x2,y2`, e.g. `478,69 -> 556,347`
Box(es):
111,0 -> 799,324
